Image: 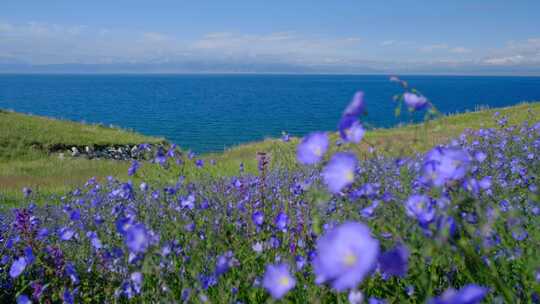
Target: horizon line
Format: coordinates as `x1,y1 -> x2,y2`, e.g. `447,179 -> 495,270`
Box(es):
1,71 -> 540,77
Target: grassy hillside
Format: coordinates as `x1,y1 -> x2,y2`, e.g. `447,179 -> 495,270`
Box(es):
203,102 -> 540,176
1,102 -> 539,205
0,110 -> 164,204
0,109 -> 165,161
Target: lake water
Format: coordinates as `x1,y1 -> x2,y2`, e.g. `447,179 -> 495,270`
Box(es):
1,74 -> 540,153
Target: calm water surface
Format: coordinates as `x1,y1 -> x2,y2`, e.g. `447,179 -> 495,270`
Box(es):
1,74 -> 540,153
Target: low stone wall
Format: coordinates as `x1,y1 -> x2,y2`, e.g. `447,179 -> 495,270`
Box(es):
59,144 -> 159,161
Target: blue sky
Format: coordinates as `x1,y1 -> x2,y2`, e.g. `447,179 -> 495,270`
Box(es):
1,1 -> 540,74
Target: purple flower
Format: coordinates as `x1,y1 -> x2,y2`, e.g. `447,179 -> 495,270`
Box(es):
65,263 -> 79,284
297,132 -> 329,165
339,116 -> 366,144
69,209 -> 81,221
128,160 -> 139,176
313,221 -> 379,291
63,289 -> 75,304
22,187 -> 32,198
181,194 -> 196,210
37,228 -> 49,240
59,227 -> 76,241
281,132 -> 290,142
361,200 -> 380,219
295,255 -> 306,270
422,147 -> 471,187
275,212 -> 289,230
262,263 -> 296,299
478,176 -> 492,190
322,152 -> 358,193
403,92 -> 429,111
252,242 -> 263,253
343,91 -> 365,117
154,149 -> 167,166
252,211 -> 264,226
368,297 -> 387,304
475,151 -> 487,163
428,284 -> 488,304
131,272 -> 143,294
125,224 -> 150,253
215,251 -> 236,276
438,216 -> 457,237
405,195 -> 435,225
24,246 -> 35,264
195,159 -> 204,168
378,244 -> 409,277
10,256 -> 27,278
17,295 -> 31,304
87,231 -> 102,249
348,290 -> 364,304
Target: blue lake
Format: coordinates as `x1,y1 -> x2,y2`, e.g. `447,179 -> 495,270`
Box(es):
1,74 -> 540,153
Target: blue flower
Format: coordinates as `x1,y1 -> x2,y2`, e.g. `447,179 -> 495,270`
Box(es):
322,152 -> 358,193
478,176 -> 492,190
125,223 -> 150,254
22,187 -> 32,198
378,244 -> 409,277
297,132 -> 329,165
475,151 -> 487,163
215,251 -> 236,276
422,147 -> 471,187
131,272 -> 143,294
87,231 -> 103,250
403,92 -> 429,111
360,200 -> 380,219
180,194 -> 196,210
128,160 -> 140,176
343,91 -> 366,117
65,263 -> 79,285
339,116 -> 366,144
275,212 -> 289,230
428,284 -> 488,304
252,210 -> 264,226
313,221 -> 379,291
24,246 -> 34,264
10,256 -> 27,278
17,295 -> 31,304
63,289 -> 75,304
262,263 -> 296,299
405,195 -> 436,225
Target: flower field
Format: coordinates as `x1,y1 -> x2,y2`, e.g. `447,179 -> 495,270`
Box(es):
1,79 -> 539,303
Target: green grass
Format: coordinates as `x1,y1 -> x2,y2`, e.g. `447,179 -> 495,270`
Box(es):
204,102 -> 540,174
1,102 -> 539,205
0,109 -> 164,205
0,109 -> 165,161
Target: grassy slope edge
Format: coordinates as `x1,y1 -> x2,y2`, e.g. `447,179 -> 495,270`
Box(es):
1,102 -> 539,204
0,110 -> 164,203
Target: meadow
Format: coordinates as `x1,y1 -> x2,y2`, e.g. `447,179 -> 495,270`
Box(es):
0,78 -> 539,303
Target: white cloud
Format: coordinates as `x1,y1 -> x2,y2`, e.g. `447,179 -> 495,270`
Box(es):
450,47 -> 471,54
190,32 -> 364,65
482,38 -> 540,66
420,44 -> 449,52
0,22 -> 366,66
1,21 -> 540,74
483,55 -> 526,65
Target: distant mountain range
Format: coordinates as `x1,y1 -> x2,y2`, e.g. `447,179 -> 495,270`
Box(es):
1,61 -> 540,76
0,62 -> 381,74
